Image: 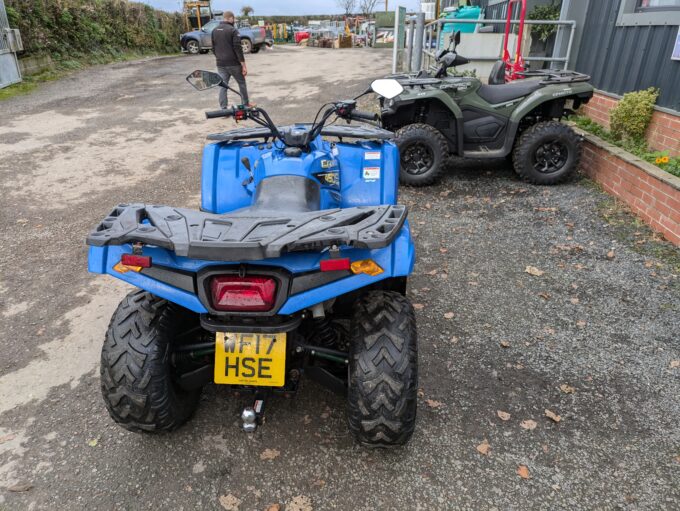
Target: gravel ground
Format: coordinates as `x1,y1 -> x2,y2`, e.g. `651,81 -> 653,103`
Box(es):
0,47 -> 678,511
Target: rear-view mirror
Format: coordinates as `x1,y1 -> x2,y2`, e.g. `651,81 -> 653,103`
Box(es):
186,70 -> 223,91
370,79 -> 404,100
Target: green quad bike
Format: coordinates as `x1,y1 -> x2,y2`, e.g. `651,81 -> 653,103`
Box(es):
381,31 -> 595,186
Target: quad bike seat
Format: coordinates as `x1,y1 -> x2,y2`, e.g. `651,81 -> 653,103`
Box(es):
244,175 -> 320,213
477,80 -> 543,105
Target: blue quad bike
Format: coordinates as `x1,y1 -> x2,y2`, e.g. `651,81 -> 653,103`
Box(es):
86,71 -> 418,446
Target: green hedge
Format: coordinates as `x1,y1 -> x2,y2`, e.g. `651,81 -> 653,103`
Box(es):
5,0 -> 183,60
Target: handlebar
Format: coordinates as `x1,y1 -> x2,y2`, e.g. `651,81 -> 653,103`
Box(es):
203,101 -> 378,147
205,108 -> 234,119
349,110 -> 379,122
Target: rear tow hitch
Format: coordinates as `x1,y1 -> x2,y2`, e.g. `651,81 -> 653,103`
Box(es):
241,397 -> 265,433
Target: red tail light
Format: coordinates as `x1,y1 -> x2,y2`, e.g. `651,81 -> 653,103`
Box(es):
210,276 -> 277,312
121,254 -> 151,268
320,257 -> 350,272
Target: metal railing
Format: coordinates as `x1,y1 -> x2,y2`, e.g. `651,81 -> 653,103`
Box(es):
400,16 -> 577,76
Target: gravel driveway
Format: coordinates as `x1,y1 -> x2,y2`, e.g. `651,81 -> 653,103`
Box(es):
0,46 -> 678,510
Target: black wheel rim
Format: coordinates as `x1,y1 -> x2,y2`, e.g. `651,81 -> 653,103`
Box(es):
533,140 -> 568,174
401,142 -> 435,175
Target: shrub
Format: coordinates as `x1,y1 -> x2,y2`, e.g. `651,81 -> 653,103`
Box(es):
5,0 -> 183,60
528,2 -> 561,42
609,87 -> 659,142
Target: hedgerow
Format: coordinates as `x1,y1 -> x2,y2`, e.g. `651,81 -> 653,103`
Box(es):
5,0 -> 182,60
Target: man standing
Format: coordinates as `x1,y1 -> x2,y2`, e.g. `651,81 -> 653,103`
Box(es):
211,11 -> 250,108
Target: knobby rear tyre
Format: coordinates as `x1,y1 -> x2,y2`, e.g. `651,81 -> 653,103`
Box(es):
100,290 -> 201,433
512,120 -> 582,185
347,291 -> 418,447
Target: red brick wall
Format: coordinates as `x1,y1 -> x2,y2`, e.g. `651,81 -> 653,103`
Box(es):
582,92 -> 680,158
580,136 -> 680,246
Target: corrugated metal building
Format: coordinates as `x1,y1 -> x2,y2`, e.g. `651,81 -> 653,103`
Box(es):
571,0 -> 680,113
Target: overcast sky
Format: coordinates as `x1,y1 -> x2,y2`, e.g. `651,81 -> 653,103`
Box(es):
140,0 -> 421,15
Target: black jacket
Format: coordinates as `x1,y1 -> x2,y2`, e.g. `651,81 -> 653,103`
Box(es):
211,22 -> 245,67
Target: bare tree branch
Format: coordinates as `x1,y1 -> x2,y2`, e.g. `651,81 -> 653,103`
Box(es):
336,0 -> 358,15
359,0 -> 380,17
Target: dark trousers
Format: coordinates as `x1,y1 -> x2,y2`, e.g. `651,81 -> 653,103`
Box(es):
217,65 -> 249,108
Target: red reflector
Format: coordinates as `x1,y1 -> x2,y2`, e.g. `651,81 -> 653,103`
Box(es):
121,254 -> 151,268
320,258 -> 351,272
210,276 -> 277,312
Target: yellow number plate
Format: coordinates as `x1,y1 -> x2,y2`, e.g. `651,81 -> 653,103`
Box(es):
214,332 -> 286,387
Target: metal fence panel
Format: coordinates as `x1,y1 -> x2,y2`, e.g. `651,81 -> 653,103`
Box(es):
0,0 -> 21,88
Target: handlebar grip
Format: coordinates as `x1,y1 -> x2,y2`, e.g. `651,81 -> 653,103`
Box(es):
205,108 -> 233,119
349,110 -> 379,122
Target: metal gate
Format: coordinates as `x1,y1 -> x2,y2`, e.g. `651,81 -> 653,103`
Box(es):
0,0 -> 22,89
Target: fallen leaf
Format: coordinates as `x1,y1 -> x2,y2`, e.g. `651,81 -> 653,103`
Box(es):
219,494 -> 241,511
426,269 -> 438,276
559,384 -> 576,394
8,482 -> 33,492
287,494 -> 313,511
440,190 -> 451,197
525,266 -> 545,277
520,419 -> 537,430
644,260 -> 653,268
545,409 -> 561,422
444,312 -> 454,319
476,440 -> 491,455
265,505 -> 281,511
517,465 -> 531,479
439,247 -> 449,254
260,448 -> 280,461
313,479 -> 326,487
303,415 -> 311,425
426,399 -> 443,409
500,340 -> 510,348
538,292 -> 551,300
497,410 -> 511,421
0,434 -> 16,444
417,388 -> 425,398
413,303 -> 425,310
87,438 -> 98,447
425,203 -> 432,209
576,320 -> 587,328
569,297 -> 580,305
606,250 -> 615,259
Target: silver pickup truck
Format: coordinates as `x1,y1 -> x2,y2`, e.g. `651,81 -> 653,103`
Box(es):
180,20 -> 267,55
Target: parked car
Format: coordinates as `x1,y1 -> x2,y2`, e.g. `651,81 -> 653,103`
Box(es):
181,20 -> 267,55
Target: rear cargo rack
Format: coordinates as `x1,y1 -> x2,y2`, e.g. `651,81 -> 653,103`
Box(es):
87,204 -> 408,261
515,69 -> 591,84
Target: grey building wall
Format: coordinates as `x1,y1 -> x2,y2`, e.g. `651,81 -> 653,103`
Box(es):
575,0 -> 680,112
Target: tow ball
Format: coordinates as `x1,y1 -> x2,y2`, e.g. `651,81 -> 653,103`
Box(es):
241,397 -> 265,432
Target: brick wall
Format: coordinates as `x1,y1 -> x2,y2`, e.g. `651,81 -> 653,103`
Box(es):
582,92 -> 680,158
578,130 -> 680,246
